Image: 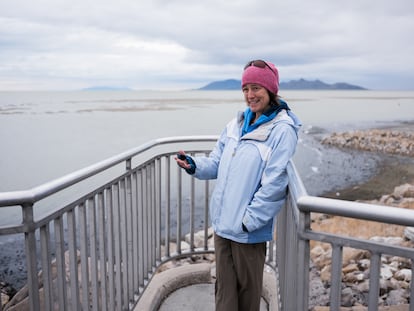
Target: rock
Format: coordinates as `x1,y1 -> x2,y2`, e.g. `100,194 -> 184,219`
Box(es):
356,279 -> 370,293
399,280 -> 410,290
311,245 -> 326,258
385,278 -> 401,291
385,289 -> 409,305
309,277 -> 329,307
312,307 -> 330,311
161,241 -> 191,258
393,184 -> 414,199
358,259 -> 370,270
320,265 -> 331,283
394,269 -> 412,282
343,271 -> 365,283
321,130 -> 414,157
1,281 -> 16,308
379,279 -> 391,295
343,248 -> 369,265
342,263 -> 359,274
185,228 -> 214,249
4,251 -> 82,310
403,227 -> 414,241
381,265 -> 396,280
380,305 -> 410,311
341,287 -> 355,307
399,198 -> 414,209
2,292 -> 10,308
388,256 -> 411,270
312,247 -> 332,270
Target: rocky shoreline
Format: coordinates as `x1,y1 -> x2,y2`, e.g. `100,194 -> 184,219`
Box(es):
321,129 -> 414,158
309,125 -> 414,310
320,125 -> 414,201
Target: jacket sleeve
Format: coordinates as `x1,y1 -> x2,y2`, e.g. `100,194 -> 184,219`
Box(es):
242,123 -> 298,232
192,127 -> 227,180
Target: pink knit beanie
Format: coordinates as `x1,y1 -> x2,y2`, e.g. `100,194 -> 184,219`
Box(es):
241,61 -> 280,95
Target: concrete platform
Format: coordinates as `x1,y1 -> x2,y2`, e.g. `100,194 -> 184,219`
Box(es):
134,263 -> 279,311
158,283 -> 270,311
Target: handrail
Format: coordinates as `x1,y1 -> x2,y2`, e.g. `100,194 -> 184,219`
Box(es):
286,160 -> 308,199
298,195 -> 414,226
0,135 -> 218,206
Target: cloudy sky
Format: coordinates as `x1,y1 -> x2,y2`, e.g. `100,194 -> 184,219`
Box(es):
0,0 -> 413,91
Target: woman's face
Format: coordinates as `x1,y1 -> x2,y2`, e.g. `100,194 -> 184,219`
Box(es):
242,84 -> 271,115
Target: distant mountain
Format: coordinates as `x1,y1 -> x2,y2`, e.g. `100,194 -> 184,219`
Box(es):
279,79 -> 366,90
198,78 -> 366,90
198,79 -> 241,90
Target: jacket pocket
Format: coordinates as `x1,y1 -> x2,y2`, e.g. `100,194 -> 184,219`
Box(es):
217,206 -> 245,235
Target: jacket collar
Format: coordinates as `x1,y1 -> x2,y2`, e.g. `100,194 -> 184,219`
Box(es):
241,110 -> 290,141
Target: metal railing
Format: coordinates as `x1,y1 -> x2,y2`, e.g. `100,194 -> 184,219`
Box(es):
0,136 -> 219,311
0,136 -> 275,311
277,162 -> 414,311
1,135 -> 413,311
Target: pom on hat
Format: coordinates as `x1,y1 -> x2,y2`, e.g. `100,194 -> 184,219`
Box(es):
241,61 -> 279,95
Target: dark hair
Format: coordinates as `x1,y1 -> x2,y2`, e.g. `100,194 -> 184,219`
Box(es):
268,91 -> 281,107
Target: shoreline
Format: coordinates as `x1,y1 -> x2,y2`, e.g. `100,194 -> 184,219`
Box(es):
318,121 -> 414,201
321,153 -> 414,201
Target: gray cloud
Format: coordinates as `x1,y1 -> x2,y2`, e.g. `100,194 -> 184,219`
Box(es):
0,0 -> 413,90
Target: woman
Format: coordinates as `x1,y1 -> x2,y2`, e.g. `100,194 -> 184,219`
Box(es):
175,59 -> 301,311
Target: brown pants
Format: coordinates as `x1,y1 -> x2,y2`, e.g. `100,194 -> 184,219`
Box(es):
214,234 -> 266,311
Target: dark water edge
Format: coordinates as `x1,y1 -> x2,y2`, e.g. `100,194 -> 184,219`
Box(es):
321,152 -> 414,201
315,120 -> 414,201
1,123 -> 413,294
293,129 -> 382,197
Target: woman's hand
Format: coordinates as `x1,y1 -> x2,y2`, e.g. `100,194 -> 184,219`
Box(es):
175,150 -> 191,170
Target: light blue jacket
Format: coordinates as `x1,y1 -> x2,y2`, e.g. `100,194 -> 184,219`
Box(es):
192,109 -> 301,243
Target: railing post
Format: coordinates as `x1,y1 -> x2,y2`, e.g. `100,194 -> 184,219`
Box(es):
125,165 -> 134,304
165,156 -> 171,256
276,200 -> 287,310
411,261 -> 414,311
155,157 -> 162,261
330,244 -> 343,311
176,166 -> 182,254
22,203 -> 41,311
203,179 -> 210,251
297,205 -> 310,311
368,252 -> 381,311
126,158 -> 132,171
55,215 -> 69,310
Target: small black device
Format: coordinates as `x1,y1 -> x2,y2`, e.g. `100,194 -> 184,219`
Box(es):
177,153 -> 186,160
